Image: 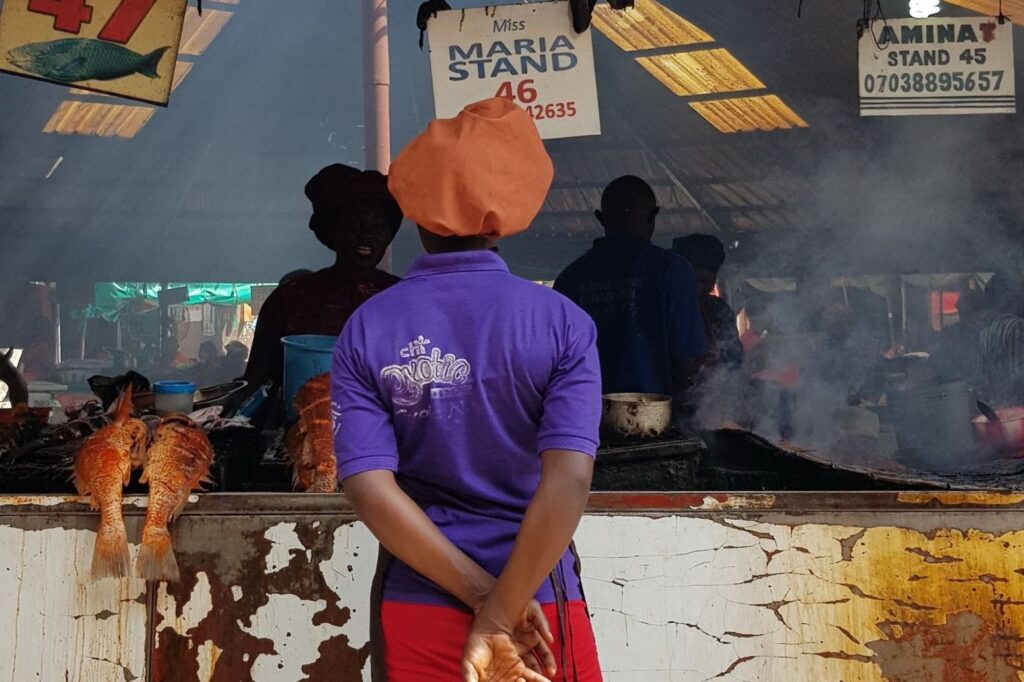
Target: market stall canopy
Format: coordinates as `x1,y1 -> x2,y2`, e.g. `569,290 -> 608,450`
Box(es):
84,282 -> 265,321
2,0 -> 1024,282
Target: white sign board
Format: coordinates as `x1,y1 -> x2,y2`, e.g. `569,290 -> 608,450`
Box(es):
859,17 -> 1015,116
427,1 -> 601,139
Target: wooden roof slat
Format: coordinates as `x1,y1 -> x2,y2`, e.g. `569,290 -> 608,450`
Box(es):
592,0 -> 713,52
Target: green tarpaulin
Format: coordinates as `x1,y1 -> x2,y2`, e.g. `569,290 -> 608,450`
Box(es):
85,282 -> 268,321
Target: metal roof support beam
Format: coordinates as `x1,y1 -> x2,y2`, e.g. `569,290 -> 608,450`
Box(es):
363,0 -> 391,172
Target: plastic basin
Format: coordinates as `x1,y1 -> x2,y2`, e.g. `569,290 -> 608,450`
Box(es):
281,335 -> 336,421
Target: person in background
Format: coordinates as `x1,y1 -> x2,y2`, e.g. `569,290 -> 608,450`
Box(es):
334,98 -> 603,682
192,341 -> 222,387
554,176 -> 705,400
977,273 -> 1024,407
244,166 -> 403,394
673,234 -> 744,371
929,286 -> 991,386
0,280 -> 55,382
220,341 -> 249,382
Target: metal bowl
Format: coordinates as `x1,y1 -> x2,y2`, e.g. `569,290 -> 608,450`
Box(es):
601,393 -> 672,439
194,380 -> 249,409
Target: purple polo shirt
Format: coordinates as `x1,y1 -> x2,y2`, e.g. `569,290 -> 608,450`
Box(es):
331,250 -> 601,609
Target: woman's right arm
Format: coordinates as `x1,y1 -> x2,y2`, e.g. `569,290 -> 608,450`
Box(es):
344,470 -> 496,609
243,289 -> 286,391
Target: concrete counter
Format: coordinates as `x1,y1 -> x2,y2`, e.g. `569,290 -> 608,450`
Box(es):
3,491 -> 1024,681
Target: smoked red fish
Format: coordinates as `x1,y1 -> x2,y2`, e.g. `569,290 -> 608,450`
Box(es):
136,415 -> 214,582
73,386 -> 149,579
286,373 -> 337,493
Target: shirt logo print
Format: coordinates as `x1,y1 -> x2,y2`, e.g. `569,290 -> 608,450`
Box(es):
380,335 -> 472,407
330,400 -> 342,437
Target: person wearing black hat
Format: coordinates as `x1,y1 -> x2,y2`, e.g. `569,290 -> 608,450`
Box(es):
673,233 -> 744,371
243,165 -> 403,394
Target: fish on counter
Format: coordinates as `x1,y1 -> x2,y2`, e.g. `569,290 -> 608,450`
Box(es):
73,386 -> 150,579
6,38 -> 169,83
285,373 -> 338,493
136,415 -> 214,582
0,405 -> 46,456
9,401 -> 111,462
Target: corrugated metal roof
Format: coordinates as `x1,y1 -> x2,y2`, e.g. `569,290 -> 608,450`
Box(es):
179,8 -> 233,57
592,0 -> 713,51
42,102 -> 155,138
43,5 -> 234,138
690,95 -> 808,133
636,48 -> 766,96
946,0 -> 1024,24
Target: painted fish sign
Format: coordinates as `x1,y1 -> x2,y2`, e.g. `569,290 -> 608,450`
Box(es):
427,1 -> 601,140
0,0 -> 187,105
859,17 -> 1016,116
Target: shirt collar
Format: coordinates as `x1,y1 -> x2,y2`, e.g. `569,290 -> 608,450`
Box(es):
405,250 -> 510,279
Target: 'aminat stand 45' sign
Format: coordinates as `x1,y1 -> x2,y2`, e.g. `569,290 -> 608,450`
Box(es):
859,17 -> 1016,117
427,1 -> 601,140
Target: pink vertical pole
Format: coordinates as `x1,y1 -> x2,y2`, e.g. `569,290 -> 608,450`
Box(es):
362,0 -> 393,270
363,0 -> 391,173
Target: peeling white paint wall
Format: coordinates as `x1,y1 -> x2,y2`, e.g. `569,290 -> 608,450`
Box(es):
4,507 -> 1020,681
240,594 -> 346,682
319,522 -> 378,682
155,571 -> 212,641
0,525 -> 147,682
196,639 -> 223,682
263,522 -> 310,574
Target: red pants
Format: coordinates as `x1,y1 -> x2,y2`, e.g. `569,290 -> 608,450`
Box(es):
381,600 -> 603,682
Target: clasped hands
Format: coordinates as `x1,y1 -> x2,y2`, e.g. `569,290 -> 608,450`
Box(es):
461,598 -> 557,682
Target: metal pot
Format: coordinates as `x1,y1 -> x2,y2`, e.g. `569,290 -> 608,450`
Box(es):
973,406 -> 1024,458
602,393 -> 672,439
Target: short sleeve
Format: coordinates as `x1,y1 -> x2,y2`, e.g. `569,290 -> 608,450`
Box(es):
331,316 -> 399,480
666,257 -> 707,362
536,309 -> 602,457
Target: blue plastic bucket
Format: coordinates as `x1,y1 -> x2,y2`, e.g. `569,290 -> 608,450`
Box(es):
281,335 -> 336,421
153,381 -> 197,416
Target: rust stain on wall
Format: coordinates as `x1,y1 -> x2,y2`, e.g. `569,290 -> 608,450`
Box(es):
691,494 -> 778,511
830,526 -> 1024,680
867,612 -> 1019,682
149,516 -> 369,681
896,492 -> 1024,507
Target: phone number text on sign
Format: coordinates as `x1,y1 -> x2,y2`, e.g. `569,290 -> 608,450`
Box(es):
493,78 -> 577,121
858,17 -> 1016,116
427,2 -> 601,140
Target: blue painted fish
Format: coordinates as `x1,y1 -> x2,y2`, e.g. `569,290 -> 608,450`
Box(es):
6,38 -> 169,83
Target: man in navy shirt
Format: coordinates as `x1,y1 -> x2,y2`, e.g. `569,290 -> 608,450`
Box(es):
555,176 -> 705,398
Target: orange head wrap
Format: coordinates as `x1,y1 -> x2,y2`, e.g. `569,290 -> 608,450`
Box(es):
388,98 -> 553,238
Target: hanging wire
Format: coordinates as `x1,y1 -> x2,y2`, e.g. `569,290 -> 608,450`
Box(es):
856,0 -> 892,50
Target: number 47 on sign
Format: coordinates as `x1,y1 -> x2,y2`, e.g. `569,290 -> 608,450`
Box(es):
28,0 -> 157,43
